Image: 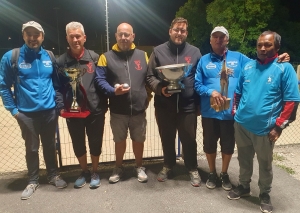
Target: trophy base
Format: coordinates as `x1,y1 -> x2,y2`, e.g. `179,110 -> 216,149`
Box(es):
166,89 -> 182,94
166,85 -> 182,94
210,98 -> 231,112
61,110 -> 90,118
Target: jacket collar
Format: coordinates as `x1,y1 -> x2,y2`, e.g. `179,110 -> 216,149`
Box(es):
257,53 -> 278,65
167,39 -> 186,55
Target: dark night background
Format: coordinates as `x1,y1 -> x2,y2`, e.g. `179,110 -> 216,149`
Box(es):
0,0 -> 299,56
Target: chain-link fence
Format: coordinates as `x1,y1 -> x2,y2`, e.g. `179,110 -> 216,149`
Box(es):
1,97 -> 300,175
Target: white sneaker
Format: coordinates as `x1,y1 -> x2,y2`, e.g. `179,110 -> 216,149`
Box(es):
109,166 -> 124,183
135,166 -> 148,183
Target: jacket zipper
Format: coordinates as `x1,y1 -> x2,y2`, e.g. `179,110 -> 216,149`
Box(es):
126,54 -> 133,115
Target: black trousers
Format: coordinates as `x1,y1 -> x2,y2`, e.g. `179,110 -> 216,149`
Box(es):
66,112 -> 105,158
155,107 -> 198,171
17,109 -> 58,184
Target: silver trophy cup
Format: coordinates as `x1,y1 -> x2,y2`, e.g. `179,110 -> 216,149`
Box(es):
155,63 -> 192,93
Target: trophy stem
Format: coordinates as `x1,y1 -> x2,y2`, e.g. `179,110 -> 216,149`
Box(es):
70,79 -> 79,111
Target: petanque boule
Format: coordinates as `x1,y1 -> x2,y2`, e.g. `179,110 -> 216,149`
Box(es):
123,83 -> 129,89
114,83 -> 120,88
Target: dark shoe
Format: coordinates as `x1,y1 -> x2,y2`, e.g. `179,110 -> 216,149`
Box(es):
89,172 -> 101,189
157,166 -> 172,182
74,171 -> 91,188
220,172 -> 232,191
21,183 -> 39,200
109,166 -> 124,183
189,170 -> 201,187
259,193 -> 273,213
227,185 -> 251,200
49,175 -> 67,189
206,172 -> 218,189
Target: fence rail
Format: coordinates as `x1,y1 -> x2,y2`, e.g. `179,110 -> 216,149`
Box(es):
1,98 -> 300,175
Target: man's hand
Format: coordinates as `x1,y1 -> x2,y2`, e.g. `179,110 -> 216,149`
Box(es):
268,126 -> 282,144
211,91 -> 227,106
161,87 -> 171,97
13,112 -> 19,119
115,84 -> 130,95
277,53 -> 290,63
60,109 -> 65,116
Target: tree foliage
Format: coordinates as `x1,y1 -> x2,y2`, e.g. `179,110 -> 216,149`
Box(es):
176,0 -> 211,54
206,0 -> 277,56
176,0 -> 300,61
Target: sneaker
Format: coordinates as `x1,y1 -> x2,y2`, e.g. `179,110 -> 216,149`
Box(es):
135,166 -> 148,183
157,166 -> 172,182
227,185 -> 251,200
259,193 -> 273,213
220,172 -> 232,191
49,175 -> 67,189
189,170 -> 201,187
89,172 -> 101,189
206,172 -> 218,189
74,171 -> 91,188
21,183 -> 39,200
109,166 -> 124,183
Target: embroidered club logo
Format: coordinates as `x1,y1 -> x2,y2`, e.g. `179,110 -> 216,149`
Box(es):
134,60 -> 142,70
86,62 -> 93,73
184,56 -> 191,64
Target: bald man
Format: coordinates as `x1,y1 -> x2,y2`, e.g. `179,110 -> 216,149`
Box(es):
95,23 -> 152,183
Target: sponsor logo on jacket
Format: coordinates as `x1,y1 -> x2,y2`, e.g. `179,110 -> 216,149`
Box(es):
43,60 -> 52,67
134,60 -> 142,70
86,61 -> 94,73
19,61 -> 31,69
206,62 -> 216,69
185,56 -> 191,64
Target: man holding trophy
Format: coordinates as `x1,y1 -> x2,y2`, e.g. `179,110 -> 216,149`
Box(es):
146,17 -> 202,187
194,26 -> 290,191
57,22 -> 108,189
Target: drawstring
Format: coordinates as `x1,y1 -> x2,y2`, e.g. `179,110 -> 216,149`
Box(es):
176,47 -> 179,113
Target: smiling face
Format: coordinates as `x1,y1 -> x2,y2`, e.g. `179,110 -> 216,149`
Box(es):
256,34 -> 279,62
23,27 -> 44,51
66,28 -> 86,52
115,23 -> 135,52
210,31 -> 228,54
169,22 -> 188,45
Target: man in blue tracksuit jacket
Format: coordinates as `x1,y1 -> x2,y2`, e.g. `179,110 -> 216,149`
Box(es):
194,26 -> 289,192
0,21 -> 67,200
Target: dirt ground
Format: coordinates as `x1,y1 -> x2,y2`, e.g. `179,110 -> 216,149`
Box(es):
273,144 -> 300,180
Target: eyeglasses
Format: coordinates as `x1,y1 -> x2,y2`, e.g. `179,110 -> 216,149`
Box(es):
172,28 -> 187,34
116,32 -> 132,38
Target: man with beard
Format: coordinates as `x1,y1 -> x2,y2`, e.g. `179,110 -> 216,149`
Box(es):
146,17 -> 202,187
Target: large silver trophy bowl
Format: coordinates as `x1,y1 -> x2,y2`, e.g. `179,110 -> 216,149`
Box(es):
155,63 -> 192,93
61,68 -> 90,118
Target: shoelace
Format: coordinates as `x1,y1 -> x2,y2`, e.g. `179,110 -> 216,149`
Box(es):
26,184 -> 37,190
161,167 -> 170,173
191,171 -> 199,178
91,173 -> 98,180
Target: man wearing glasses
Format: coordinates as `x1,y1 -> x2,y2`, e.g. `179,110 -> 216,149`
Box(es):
146,17 -> 202,187
95,23 -> 151,183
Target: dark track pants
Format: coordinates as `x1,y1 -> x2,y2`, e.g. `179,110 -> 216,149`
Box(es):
155,108 -> 198,171
17,109 -> 58,184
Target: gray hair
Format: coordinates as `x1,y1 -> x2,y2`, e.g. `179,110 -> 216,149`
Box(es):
258,31 -> 281,49
66,22 -> 85,35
